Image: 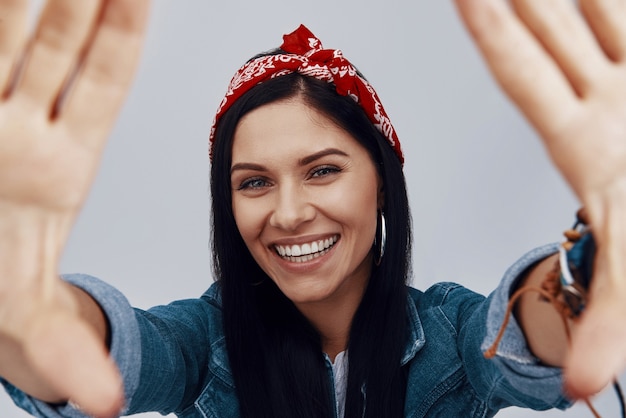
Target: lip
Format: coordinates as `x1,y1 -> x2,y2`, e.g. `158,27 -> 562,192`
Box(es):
270,234 -> 340,272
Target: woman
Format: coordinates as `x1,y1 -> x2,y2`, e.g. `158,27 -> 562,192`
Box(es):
1,0 -> 626,417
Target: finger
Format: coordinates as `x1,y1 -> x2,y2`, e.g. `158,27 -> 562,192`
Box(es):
61,0 -> 151,149
453,0 -> 579,139
13,0 -> 101,113
511,0 -> 609,97
580,0 -> 626,62
27,313 -> 124,418
0,0 -> 28,95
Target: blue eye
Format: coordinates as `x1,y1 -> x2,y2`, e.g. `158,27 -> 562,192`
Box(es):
238,178 -> 269,190
311,166 -> 340,178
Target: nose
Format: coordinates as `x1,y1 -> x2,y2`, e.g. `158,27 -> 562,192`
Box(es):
269,183 -> 315,232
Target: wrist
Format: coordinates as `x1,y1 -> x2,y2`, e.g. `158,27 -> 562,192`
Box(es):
581,176 -> 626,232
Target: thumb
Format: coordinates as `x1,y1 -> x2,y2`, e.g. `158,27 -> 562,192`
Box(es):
563,244 -> 626,400
26,313 -> 124,418
564,299 -> 626,399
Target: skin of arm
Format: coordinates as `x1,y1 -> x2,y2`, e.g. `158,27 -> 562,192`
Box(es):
514,253 -> 571,367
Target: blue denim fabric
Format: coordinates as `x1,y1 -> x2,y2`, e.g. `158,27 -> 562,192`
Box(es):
3,243 -> 573,417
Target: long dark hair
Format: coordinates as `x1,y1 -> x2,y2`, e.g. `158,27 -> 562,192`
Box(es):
211,60 -> 412,417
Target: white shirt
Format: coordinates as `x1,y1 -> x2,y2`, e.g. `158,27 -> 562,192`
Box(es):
331,351 -> 349,418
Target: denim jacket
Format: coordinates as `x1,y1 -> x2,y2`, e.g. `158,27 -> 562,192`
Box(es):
3,244 -> 572,417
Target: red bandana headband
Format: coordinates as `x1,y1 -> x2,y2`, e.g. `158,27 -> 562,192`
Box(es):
209,24 -> 404,164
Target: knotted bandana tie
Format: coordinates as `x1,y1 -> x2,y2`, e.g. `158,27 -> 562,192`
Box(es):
209,24 -> 403,164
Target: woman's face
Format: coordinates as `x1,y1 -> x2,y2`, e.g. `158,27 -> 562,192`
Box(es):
230,97 -> 381,310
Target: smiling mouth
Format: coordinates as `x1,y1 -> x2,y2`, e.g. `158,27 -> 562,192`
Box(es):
274,235 -> 338,263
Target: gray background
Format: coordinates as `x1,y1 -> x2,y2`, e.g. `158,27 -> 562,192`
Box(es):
2,0 -> 623,417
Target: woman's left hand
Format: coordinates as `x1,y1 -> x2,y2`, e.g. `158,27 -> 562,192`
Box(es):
454,0 -> 626,399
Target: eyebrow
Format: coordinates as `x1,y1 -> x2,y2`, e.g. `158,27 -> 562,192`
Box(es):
231,148 -> 349,174
299,148 -> 349,165
230,162 -> 266,175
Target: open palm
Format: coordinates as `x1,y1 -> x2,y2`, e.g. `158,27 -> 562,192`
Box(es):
0,1 -> 150,417
455,0 -> 626,400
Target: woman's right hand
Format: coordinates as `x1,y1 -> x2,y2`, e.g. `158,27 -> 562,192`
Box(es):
0,1 -> 150,416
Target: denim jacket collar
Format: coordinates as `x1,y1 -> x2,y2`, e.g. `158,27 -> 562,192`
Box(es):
401,291 -> 426,365
204,283 -> 426,374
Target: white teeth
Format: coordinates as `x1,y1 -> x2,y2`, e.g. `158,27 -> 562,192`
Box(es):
274,236 -> 338,262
